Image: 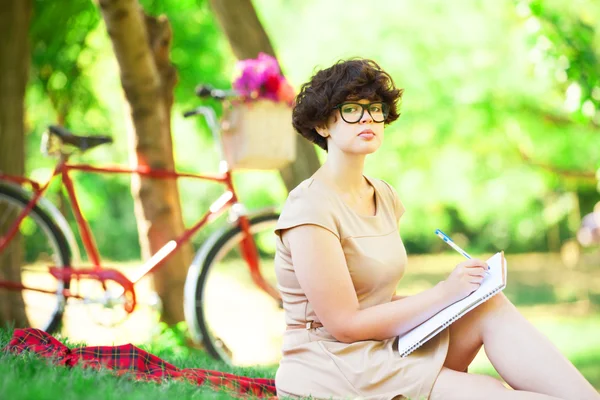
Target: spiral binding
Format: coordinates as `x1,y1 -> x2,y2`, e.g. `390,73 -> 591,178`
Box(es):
399,288 -> 503,357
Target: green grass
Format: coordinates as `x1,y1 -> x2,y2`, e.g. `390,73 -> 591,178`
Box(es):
0,325 -> 277,400
2,252 -> 599,399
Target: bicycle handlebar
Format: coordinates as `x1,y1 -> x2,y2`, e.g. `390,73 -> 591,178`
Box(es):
183,109 -> 200,118
195,84 -> 238,101
183,84 -> 239,119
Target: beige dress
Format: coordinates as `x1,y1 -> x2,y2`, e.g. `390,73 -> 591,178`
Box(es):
274,176 -> 449,400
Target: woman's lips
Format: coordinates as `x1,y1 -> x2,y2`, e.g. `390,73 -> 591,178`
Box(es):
358,129 -> 375,140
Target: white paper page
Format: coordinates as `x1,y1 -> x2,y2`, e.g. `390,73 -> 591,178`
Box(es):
397,252 -> 506,356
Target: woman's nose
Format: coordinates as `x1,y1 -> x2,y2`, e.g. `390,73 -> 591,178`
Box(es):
360,107 -> 373,123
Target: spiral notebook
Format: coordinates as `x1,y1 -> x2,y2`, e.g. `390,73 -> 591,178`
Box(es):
397,251 -> 507,357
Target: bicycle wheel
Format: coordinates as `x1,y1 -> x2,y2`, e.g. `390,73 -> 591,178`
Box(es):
185,212 -> 284,366
0,184 -> 70,333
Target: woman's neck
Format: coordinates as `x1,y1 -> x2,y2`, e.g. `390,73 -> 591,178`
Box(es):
318,153 -> 367,195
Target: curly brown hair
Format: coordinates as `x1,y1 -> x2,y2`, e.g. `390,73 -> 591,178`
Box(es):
292,58 -> 403,151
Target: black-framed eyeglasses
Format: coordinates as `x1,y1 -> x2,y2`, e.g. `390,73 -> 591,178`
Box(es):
333,102 -> 390,124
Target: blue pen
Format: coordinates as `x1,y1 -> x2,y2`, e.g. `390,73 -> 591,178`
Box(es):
435,229 -> 490,273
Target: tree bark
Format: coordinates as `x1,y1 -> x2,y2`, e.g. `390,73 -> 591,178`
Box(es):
208,0 -> 321,192
0,0 -> 32,327
98,0 -> 193,325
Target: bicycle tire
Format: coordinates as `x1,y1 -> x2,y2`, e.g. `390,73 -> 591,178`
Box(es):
185,212 -> 283,366
0,184 -> 71,333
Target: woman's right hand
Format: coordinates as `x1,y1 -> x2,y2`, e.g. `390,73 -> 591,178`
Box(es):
441,259 -> 488,303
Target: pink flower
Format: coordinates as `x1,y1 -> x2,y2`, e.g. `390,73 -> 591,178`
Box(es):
232,53 -> 295,105
264,74 -> 281,96
277,80 -> 296,105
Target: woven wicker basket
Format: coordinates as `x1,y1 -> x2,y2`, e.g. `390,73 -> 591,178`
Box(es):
220,100 -> 297,170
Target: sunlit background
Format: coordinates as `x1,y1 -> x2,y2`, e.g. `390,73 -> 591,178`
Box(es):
26,0 -> 599,258
10,0 -> 600,389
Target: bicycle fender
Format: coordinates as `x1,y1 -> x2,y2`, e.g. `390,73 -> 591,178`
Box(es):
0,181 -> 81,266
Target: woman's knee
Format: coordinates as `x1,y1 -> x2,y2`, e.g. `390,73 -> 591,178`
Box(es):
479,374 -> 507,390
430,367 -> 507,400
479,292 -> 514,317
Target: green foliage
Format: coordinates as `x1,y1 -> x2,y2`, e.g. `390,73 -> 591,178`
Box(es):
30,0 -> 102,123
139,0 -> 234,107
23,0 -> 600,260
515,0 -> 600,197
254,0 -> 600,253
523,0 -> 600,122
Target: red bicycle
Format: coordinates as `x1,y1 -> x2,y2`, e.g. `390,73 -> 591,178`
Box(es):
0,86 -> 284,366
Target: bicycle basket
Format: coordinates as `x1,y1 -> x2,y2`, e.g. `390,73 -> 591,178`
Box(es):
220,100 -> 297,170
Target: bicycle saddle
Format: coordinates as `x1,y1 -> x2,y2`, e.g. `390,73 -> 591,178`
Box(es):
48,125 -> 113,152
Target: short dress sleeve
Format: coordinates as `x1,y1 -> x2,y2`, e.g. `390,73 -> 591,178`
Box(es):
274,183 -> 339,240
381,180 -> 406,224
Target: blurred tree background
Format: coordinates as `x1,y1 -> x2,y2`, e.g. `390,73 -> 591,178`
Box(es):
21,0 -> 599,261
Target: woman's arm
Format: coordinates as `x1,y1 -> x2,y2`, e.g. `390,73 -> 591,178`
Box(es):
391,293 -> 406,302
283,224 -> 486,344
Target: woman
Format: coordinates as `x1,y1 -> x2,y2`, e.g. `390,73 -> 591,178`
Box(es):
273,58 -> 599,400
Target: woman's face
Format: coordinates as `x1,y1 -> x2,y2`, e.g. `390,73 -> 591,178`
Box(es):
322,98 -> 386,155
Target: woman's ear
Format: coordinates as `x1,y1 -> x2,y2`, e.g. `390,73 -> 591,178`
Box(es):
315,125 -> 329,138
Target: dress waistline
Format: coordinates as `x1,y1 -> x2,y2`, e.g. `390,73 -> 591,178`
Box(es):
286,321 -> 323,330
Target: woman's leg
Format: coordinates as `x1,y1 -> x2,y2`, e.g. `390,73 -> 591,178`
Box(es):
479,293 -> 598,399
443,292 -> 599,400
442,294 -> 485,372
429,367 -> 563,400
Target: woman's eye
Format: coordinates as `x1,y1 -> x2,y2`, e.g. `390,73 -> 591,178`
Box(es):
342,105 -> 359,113
370,105 -> 382,112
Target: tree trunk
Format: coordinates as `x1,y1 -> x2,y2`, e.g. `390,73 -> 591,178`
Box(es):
208,0 -> 320,192
98,0 -> 193,325
0,0 -> 32,327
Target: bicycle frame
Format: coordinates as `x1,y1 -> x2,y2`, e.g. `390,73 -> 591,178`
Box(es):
0,155 -> 277,313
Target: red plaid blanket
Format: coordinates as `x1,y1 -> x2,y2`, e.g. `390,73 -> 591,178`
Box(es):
4,328 -> 277,399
